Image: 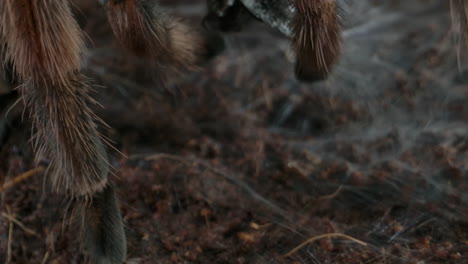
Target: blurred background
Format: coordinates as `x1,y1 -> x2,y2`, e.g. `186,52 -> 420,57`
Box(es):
1,0 -> 468,263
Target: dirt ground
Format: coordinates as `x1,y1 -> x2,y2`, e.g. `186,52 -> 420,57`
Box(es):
1,1 -> 468,263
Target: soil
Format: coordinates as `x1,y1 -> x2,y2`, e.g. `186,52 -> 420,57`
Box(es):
1,1 -> 468,263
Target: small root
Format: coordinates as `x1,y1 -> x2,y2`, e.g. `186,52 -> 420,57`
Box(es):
0,167 -> 45,193
284,232 -> 367,257
41,251 -> 50,264
1,212 -> 40,238
7,210 -> 13,264
317,185 -> 343,201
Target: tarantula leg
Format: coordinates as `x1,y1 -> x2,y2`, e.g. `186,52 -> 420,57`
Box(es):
1,0 -> 126,263
0,71 -> 17,147
80,184 -> 126,264
104,0 -> 225,73
238,0 -> 342,82
291,0 -> 342,82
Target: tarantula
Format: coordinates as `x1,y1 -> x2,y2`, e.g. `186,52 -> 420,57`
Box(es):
0,0 -> 342,263
2,0 -> 467,263
206,0 -> 342,81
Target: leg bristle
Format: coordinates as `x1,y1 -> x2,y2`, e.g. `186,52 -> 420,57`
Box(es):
105,0 -> 225,73
1,1 -> 127,263
292,0 -> 342,82
2,0 -> 109,197
0,0 -> 84,85
79,184 -> 127,264
22,75 -> 110,196
168,19 -> 225,68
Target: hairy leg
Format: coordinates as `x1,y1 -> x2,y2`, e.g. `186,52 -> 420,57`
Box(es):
103,0 -> 225,74
290,0 -> 341,82
241,0 -> 342,82
209,0 -> 342,82
0,1 -> 125,263
79,184 -> 126,264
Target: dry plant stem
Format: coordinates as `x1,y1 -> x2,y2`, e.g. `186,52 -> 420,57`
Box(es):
305,185 -> 343,209
284,233 -> 368,257
1,212 -> 40,237
41,251 -> 50,264
6,210 -> 13,264
317,185 -> 343,201
0,167 -> 45,193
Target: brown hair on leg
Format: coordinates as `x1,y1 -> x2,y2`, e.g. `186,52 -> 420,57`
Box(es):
1,0 -> 107,198
104,0 -> 224,73
79,184 -> 126,264
451,0 -> 468,49
1,1 -> 126,262
292,0 -> 342,82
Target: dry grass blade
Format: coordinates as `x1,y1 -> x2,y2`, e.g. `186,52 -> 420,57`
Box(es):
7,211 -> 13,264
0,167 -> 45,193
1,212 -> 40,237
41,251 -> 50,264
316,185 -> 343,201
284,233 -> 368,257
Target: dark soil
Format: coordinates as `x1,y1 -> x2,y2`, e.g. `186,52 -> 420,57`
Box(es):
1,1 -> 468,263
